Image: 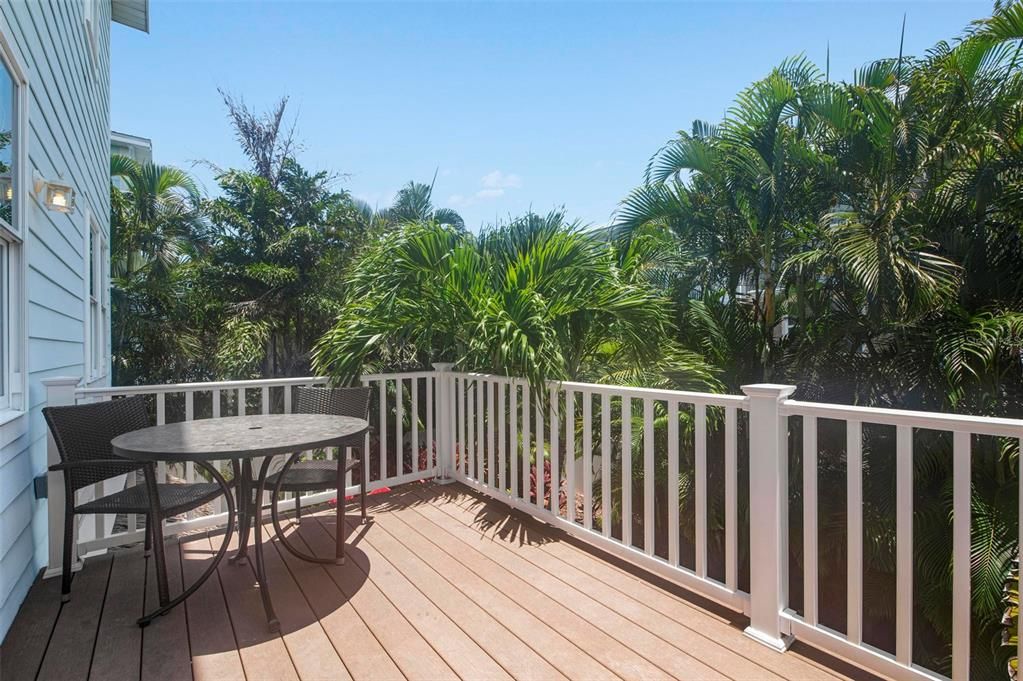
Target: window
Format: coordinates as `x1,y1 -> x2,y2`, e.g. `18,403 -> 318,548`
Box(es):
0,56 -> 15,232
0,45 -> 23,413
86,216 -> 109,381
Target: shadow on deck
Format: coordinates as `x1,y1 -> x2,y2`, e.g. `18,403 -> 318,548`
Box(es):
1,482 -> 880,681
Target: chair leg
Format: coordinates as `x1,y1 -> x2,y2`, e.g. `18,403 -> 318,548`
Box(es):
143,514 -> 152,557
360,455 -> 368,524
295,492 -> 302,525
335,478 -> 346,565
61,508 -> 74,603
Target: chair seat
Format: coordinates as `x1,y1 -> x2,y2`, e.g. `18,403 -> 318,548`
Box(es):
266,458 -> 359,492
75,482 -> 224,516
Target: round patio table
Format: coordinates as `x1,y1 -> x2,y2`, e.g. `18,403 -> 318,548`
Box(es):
112,413 -> 369,631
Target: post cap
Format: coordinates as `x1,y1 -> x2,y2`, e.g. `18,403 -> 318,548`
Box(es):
432,362 -> 455,372
40,376 -> 82,387
741,383 -> 796,399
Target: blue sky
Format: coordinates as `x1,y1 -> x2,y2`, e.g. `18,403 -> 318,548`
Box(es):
112,1 -> 990,231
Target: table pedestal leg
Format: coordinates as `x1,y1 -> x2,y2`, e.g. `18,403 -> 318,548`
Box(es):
229,459 -> 253,565
252,455 -> 280,632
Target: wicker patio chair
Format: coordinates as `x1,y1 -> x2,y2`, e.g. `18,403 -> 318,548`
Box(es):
267,386 -> 371,564
43,396 -> 224,602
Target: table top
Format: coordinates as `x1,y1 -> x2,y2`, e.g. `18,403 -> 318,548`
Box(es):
111,414 -> 369,462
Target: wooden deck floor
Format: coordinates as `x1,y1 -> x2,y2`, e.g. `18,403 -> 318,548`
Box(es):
1,482 -> 880,681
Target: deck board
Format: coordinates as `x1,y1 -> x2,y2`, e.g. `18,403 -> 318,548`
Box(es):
293,518 -> 459,681
140,536 -> 192,681
3,482 -> 882,681
36,553 -> 112,681
334,510 -> 570,681
89,549 -> 145,681
273,523 -> 404,681
1,565 -> 63,681
180,532 -> 245,681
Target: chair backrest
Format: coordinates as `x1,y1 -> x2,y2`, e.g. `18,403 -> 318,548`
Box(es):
43,395 -> 151,493
294,386 -> 372,419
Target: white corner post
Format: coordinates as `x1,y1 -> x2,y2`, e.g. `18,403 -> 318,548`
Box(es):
742,383 -> 797,651
42,376 -> 82,579
432,363 -> 457,484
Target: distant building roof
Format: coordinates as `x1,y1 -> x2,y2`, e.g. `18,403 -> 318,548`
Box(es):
111,0 -> 149,33
111,131 -> 153,151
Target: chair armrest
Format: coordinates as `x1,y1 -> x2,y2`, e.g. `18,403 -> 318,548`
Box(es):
49,459 -> 151,472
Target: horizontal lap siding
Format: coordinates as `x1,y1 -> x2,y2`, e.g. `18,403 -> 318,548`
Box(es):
0,0 -> 112,643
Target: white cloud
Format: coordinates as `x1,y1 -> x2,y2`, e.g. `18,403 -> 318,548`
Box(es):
481,170 -> 522,190
447,170 -> 523,208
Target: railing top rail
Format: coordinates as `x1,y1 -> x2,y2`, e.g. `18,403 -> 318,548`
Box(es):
782,398 -> 1023,438
457,371 -> 749,408
75,370 -> 440,398
76,375 -> 331,396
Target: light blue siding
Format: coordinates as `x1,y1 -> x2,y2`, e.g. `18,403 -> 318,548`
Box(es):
0,0 -> 113,643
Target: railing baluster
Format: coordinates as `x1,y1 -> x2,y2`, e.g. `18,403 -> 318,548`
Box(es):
952,430 -> 971,681
695,402 -> 707,577
185,391 -> 195,484
156,392 -> 167,483
550,386 -> 559,517
453,376 -> 461,476
643,398 -> 654,556
488,381 -> 496,488
412,377 -> 420,474
396,378 -> 404,477
583,391 -> 593,530
474,378 -> 482,480
621,396 -> 632,546
361,378 -> 371,484
601,393 -> 611,537
237,387 -> 244,415
565,389 -> 575,522
426,376 -> 434,471
895,424 -> 912,664
668,400 -> 680,568
378,379 -> 387,482
510,382 -> 518,498
847,419 -> 863,645
284,384 -> 292,414
461,377 -> 468,477
802,414 -> 818,625
213,388 -> 221,418
535,391 -> 545,509
261,386 -> 269,415
470,380 -> 479,482
522,385 -> 531,501
498,382 -> 506,493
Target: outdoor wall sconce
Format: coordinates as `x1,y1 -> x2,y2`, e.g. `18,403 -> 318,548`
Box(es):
0,174 -> 11,202
33,170 -> 76,213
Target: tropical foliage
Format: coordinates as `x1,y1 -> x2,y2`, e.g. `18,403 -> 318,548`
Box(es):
312,211 -> 720,393
612,6 -> 1023,676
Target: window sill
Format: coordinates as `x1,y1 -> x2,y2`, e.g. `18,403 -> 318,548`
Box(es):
0,407 -> 25,428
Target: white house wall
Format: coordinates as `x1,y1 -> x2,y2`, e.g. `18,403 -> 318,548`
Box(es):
0,0 -> 112,640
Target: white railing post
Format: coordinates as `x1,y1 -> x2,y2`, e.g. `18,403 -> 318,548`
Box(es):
432,363 -> 456,484
42,376 -> 82,579
742,383 -> 796,651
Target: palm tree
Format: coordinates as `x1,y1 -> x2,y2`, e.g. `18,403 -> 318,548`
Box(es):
313,210 -> 716,393
380,179 -> 465,230
109,155 -> 207,384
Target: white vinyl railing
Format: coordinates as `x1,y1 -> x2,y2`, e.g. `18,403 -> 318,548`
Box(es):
43,368 -> 1023,681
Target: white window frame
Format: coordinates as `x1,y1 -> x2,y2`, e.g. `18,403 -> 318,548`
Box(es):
84,209 -> 109,382
0,25 -> 27,417
83,0 -> 99,73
